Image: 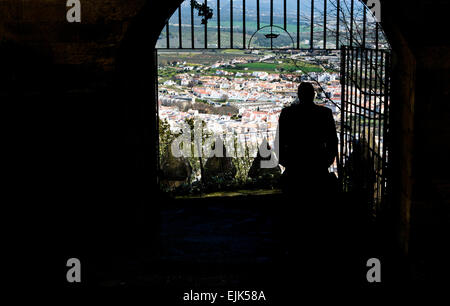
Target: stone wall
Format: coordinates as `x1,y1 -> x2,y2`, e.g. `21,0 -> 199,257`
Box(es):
382,0 -> 450,280
388,25 -> 417,257
0,0 -> 146,68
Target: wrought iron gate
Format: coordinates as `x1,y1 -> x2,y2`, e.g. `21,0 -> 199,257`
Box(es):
339,46 -> 391,218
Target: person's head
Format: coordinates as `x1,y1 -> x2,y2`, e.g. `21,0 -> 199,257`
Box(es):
297,82 -> 316,105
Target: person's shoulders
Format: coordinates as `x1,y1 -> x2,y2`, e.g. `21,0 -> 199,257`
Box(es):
282,103 -> 332,115
282,103 -> 299,111
314,104 -> 331,111
314,104 -> 333,115
280,103 -> 299,115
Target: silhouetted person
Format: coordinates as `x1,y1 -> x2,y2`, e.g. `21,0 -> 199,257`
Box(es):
344,138 -> 377,223
274,82 -> 343,285
277,82 -> 338,195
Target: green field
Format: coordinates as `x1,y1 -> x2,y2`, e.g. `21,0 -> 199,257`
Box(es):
157,50 -> 261,66
219,60 -> 328,74
157,50 -> 333,81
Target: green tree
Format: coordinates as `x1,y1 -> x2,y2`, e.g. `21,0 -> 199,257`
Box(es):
159,118 -> 179,163
184,117 -> 212,184
232,134 -> 253,184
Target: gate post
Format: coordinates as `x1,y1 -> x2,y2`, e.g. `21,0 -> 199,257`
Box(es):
338,46 -> 347,191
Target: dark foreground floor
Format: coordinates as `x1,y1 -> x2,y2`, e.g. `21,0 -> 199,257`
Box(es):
82,190 -> 407,302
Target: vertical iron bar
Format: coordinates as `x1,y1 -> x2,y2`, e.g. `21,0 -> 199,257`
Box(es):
166,21 -> 170,48
367,49 -> 374,182
323,0 -> 327,49
154,49 -> 160,186
362,4 -> 366,49
205,0 -> 208,49
230,0 -> 233,48
336,0 -> 340,49
355,47 -> 360,139
352,48 -> 358,142
377,51 -> 384,206
270,0 -> 273,49
310,0 -> 314,49
372,49 -> 378,208
352,47 -> 357,156
350,0 -> 354,47
348,46 -> 354,168
375,21 -> 379,50
363,47 -> 369,141
358,47 -> 364,141
270,0 -> 273,26
218,0 -> 221,48
179,7 -> 182,48
191,2 -> 195,48
345,46 -> 352,191
381,52 -> 390,203
340,46 -> 346,185
284,0 -> 287,30
297,0 -> 300,49
257,0 -> 260,30
243,0 -> 246,49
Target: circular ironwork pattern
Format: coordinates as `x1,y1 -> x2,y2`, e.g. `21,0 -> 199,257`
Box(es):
248,25 -> 295,50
